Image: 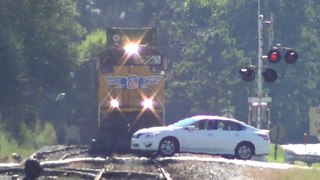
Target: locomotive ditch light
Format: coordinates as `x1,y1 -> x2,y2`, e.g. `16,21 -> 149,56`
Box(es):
142,98 -> 153,109
267,49 -> 281,63
263,68 -> 277,83
284,50 -> 298,64
124,43 -> 139,55
239,68 -> 255,81
110,99 -> 120,108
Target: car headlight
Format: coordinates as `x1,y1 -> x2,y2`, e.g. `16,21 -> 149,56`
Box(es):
133,132 -> 160,139
133,133 -> 144,139
145,132 -> 159,138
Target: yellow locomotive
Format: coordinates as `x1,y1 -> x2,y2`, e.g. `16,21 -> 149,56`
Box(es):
90,28 -> 168,153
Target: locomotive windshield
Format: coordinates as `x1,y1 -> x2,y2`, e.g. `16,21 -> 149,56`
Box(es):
101,54 -> 161,66
99,47 -> 163,67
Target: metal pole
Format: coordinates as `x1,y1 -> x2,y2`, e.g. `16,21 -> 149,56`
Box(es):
257,0 -> 263,129
268,13 -> 274,49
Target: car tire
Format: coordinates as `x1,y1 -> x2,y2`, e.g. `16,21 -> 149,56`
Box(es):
235,142 -> 254,160
158,137 -> 178,157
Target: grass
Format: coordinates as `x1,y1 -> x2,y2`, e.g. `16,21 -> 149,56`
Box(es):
245,144 -> 320,180
268,144 -> 320,168
0,122 -> 57,162
0,134 -> 35,162
268,143 -> 285,163
244,167 -> 320,180
0,132 -> 20,161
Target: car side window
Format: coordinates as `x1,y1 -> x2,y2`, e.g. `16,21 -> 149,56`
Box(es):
236,123 -> 245,131
214,121 -> 224,130
207,120 -> 216,130
208,120 -> 225,130
193,120 -> 206,130
224,121 -> 244,131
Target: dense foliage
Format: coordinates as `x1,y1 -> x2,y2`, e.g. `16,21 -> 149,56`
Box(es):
0,0 -> 84,154
1,0 -> 320,153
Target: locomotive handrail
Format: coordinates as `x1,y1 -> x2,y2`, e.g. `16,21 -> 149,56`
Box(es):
98,87 -> 116,127
148,88 -> 166,125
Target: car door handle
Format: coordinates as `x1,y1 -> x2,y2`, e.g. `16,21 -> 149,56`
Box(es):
208,133 -> 213,136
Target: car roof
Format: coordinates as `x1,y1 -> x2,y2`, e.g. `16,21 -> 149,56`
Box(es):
186,115 -> 258,130
190,115 -> 243,123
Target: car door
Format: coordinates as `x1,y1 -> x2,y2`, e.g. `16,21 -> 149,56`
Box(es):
178,119 -> 210,153
207,119 -> 226,154
208,120 -> 245,154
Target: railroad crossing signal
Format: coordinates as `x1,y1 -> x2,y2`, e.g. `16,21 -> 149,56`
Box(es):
239,68 -> 255,81
240,46 -> 298,83
263,68 -> 277,83
267,49 -> 281,63
309,107 -> 320,137
243,1 -> 299,130
239,66 -> 278,83
284,49 -> 298,64
267,47 -> 298,64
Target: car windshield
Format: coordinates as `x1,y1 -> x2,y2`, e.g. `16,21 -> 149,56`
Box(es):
169,118 -> 197,128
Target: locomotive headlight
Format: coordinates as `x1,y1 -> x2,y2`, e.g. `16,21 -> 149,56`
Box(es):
142,98 -> 153,109
124,43 -> 139,55
110,99 -> 120,108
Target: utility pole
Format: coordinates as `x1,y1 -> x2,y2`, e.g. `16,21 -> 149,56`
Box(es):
257,0 -> 263,129
247,0 -> 272,129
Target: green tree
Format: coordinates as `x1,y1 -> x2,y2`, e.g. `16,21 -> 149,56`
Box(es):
0,0 -> 85,140
2,0 -> 313,143
77,29 -> 106,61
151,1 -> 250,121
266,0 -> 320,140
80,0 -> 320,142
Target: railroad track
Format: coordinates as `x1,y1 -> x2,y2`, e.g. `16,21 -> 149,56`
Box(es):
0,145 -> 172,179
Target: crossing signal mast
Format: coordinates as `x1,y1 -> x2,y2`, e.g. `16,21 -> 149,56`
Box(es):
239,0 -> 298,129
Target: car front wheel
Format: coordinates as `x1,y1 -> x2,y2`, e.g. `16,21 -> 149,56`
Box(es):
235,142 -> 254,160
158,137 -> 178,157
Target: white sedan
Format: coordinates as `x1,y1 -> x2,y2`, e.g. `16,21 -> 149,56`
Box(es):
131,115 -> 270,160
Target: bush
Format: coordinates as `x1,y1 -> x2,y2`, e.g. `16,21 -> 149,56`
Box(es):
0,132 -> 19,160
19,120 -> 57,149
0,121 -> 57,160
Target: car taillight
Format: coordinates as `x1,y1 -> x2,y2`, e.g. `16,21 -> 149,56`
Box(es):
257,134 -> 269,140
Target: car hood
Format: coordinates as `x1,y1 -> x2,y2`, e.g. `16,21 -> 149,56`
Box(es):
135,126 -> 179,134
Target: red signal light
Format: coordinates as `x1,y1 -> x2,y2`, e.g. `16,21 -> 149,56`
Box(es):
284,50 -> 298,64
271,53 -> 278,61
267,49 -> 281,63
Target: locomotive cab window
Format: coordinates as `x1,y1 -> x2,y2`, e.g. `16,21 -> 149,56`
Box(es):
99,54 -> 162,66
100,55 -> 122,66
142,55 -> 161,65
126,54 -> 161,66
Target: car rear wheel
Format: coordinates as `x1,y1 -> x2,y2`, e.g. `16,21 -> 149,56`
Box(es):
158,137 -> 178,157
235,142 -> 254,160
